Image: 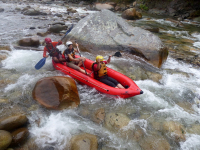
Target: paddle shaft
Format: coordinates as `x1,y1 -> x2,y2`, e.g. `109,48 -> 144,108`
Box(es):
75,42 -> 87,74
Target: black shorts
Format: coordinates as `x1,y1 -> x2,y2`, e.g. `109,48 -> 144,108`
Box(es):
99,75 -> 119,87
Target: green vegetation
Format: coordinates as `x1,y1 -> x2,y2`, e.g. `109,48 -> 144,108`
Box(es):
139,4 -> 149,11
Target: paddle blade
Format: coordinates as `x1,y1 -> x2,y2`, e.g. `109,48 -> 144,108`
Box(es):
35,57 -> 46,70
113,51 -> 122,57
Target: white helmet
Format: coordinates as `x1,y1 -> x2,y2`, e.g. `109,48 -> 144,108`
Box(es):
66,41 -> 73,46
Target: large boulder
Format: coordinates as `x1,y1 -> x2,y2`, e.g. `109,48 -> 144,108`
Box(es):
32,76 -> 80,110
18,37 -> 40,47
122,8 -> 142,20
66,9 -> 168,68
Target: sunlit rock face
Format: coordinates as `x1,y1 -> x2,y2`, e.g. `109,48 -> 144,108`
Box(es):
32,76 -> 80,110
66,9 -> 168,68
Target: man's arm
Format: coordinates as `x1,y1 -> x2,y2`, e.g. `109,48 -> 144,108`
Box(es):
107,55 -> 112,64
96,59 -> 101,70
43,47 -> 48,58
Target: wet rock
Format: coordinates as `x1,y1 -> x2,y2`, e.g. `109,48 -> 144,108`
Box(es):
37,31 -> 49,37
122,8 -> 142,20
163,121 -> 186,143
141,26 -> 159,33
104,113 -> 130,131
165,18 -> 184,27
95,3 -> 114,11
78,105 -> 91,118
66,9 -> 168,68
169,46 -> 200,67
52,22 -> 65,26
168,7 -> 176,16
122,66 -> 162,82
32,76 -> 80,110
187,124 -> 200,135
0,55 -> 7,61
29,27 -> 36,29
67,8 -> 77,13
70,133 -> 98,150
15,7 -> 21,11
18,37 -> 40,47
115,3 -> 127,11
148,9 -> 166,15
48,24 -> 67,33
193,16 -> 200,22
177,102 -> 194,113
131,125 -> 145,142
0,8 -> 4,12
23,8 -> 47,16
92,108 -> 105,124
0,130 -> 12,150
13,46 -> 43,51
0,114 -> 28,131
11,127 -> 29,146
0,45 -> 11,51
54,13 -> 63,17
139,132 -> 170,150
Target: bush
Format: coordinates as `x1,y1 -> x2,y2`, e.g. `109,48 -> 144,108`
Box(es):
140,4 -> 149,11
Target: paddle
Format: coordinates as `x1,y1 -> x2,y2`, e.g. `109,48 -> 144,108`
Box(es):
35,24 -> 74,70
75,41 -> 87,75
112,51 -> 122,57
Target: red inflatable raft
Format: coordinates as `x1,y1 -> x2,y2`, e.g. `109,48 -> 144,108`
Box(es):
52,56 -> 143,99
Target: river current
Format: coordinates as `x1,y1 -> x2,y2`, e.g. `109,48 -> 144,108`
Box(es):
0,1 -> 200,150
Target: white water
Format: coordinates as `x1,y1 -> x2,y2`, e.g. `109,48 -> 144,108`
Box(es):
1,2 -> 200,149
2,47 -> 200,149
192,33 -> 200,48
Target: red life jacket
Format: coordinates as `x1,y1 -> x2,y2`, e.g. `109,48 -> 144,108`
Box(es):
46,44 -> 60,57
91,62 -> 107,79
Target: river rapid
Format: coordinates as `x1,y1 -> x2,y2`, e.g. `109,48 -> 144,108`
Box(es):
0,1 -> 200,150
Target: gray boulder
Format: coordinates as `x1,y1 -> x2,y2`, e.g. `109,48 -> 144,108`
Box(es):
66,9 -> 168,68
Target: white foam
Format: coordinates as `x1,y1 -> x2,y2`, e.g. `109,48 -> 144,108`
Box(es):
2,49 -> 53,71
29,110 -> 140,149
151,19 -> 178,27
180,134 -> 200,150
158,105 -> 200,125
136,80 -> 169,109
192,33 -> 200,48
122,119 -> 148,133
160,30 -> 190,37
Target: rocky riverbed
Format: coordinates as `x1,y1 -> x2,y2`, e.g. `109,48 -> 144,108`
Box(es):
0,0 -> 200,150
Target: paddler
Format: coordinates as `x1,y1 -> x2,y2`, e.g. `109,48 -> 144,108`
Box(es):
91,55 -> 125,89
63,41 -> 87,74
43,38 -> 65,63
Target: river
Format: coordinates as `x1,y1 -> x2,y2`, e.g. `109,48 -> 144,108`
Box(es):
0,1 -> 200,150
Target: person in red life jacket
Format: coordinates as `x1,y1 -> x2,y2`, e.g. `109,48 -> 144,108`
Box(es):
43,38 -> 65,63
63,41 -> 87,74
91,55 -> 125,89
